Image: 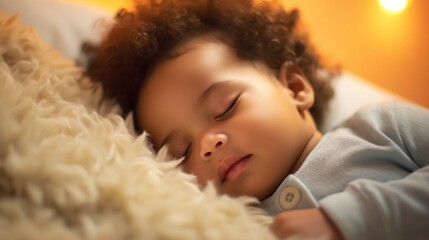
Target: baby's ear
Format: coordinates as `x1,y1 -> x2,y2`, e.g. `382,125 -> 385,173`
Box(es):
278,61 -> 315,111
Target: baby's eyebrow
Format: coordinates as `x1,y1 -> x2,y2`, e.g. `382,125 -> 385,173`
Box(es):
198,80 -> 231,104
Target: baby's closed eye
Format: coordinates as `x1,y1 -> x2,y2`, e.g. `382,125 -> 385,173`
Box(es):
215,94 -> 241,121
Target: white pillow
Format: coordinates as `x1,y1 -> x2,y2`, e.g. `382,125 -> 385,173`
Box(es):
0,0 -> 111,64
0,0 -> 397,132
320,72 -> 395,132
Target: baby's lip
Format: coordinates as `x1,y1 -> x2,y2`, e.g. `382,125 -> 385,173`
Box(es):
218,154 -> 252,183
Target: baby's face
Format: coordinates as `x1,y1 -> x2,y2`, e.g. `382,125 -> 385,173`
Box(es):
137,36 -> 317,200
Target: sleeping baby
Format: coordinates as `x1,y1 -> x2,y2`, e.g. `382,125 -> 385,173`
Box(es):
86,0 -> 429,239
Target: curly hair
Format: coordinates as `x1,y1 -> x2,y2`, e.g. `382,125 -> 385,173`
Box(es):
86,0 -> 337,131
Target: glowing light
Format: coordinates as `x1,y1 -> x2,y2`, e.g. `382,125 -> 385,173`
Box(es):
379,0 -> 409,13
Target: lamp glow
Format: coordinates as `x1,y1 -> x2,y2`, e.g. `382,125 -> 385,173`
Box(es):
379,0 -> 409,13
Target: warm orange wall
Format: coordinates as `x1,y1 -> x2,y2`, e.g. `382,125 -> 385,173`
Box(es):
284,0 -> 429,108
66,0 -> 127,12
73,0 -> 429,108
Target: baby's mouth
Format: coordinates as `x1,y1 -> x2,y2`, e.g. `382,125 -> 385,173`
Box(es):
219,154 -> 252,183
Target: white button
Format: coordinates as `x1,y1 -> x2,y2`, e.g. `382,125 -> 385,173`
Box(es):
278,186 -> 301,210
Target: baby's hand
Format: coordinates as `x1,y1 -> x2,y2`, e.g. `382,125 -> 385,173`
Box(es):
270,208 -> 342,240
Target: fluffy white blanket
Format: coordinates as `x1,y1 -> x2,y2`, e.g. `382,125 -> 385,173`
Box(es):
0,13 -> 274,239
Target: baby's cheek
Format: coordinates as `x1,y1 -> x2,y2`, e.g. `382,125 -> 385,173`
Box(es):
184,161 -> 216,188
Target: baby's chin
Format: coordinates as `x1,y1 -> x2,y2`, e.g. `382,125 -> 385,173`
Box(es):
216,182 -> 269,201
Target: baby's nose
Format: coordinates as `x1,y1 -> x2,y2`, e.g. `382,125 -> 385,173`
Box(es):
200,133 -> 228,161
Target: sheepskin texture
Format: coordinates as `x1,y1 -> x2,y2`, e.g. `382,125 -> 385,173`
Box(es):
0,13 -> 275,240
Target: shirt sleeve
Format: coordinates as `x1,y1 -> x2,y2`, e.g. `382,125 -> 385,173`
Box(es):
319,100 -> 429,240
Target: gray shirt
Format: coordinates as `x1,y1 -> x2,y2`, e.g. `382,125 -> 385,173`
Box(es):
261,100 -> 429,240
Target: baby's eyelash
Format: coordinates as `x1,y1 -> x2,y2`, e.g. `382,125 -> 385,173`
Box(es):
215,95 -> 240,121
181,144 -> 192,162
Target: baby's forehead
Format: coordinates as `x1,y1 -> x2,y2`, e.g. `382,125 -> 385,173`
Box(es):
149,41 -> 238,83
166,31 -> 234,59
